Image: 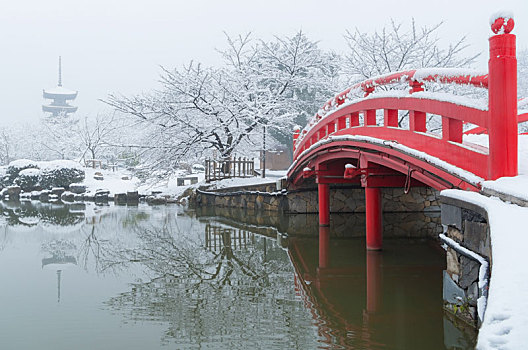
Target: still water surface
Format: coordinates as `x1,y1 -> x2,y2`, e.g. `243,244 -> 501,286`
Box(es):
0,201 -> 475,349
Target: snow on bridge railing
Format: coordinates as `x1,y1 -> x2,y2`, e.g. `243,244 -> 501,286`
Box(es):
300,67 -> 489,139
294,68 -> 490,153
465,97 -> 528,135
292,15 -> 519,181
355,67 -> 488,96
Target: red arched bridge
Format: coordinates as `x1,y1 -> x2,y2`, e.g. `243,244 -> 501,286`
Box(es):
287,17 -> 523,250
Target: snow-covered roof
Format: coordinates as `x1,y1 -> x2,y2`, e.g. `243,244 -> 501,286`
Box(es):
42,105 -> 78,113
43,86 -> 78,99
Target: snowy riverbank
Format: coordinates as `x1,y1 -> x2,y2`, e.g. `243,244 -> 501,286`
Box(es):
441,190 -> 528,350
79,167 -> 286,200
440,135 -> 528,348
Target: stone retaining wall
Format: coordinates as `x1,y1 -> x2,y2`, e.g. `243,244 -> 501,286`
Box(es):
196,183 -> 441,215
287,186 -> 440,213
196,206 -> 441,239
194,183 -> 442,239
440,195 -> 492,328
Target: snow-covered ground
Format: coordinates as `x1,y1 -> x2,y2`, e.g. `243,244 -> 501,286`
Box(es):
209,176 -> 280,189
135,171 -> 206,198
77,165 -> 286,199
81,167 -> 139,195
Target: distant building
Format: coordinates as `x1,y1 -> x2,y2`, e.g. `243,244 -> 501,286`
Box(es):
42,56 -> 78,117
260,146 -> 291,171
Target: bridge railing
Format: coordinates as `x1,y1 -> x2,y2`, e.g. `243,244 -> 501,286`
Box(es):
293,85 -> 489,178
292,16 -> 518,181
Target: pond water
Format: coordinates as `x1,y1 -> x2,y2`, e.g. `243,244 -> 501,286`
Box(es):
0,201 -> 475,349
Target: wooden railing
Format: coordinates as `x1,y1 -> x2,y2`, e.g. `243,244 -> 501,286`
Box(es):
205,157 -> 255,183
292,85 -> 490,178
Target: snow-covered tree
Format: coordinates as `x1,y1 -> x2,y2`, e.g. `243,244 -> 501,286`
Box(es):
341,19 -> 481,130
77,113 -> 124,162
342,19 -> 479,83
39,115 -> 82,160
0,112 -> 129,166
0,128 -> 13,165
105,31 -> 340,170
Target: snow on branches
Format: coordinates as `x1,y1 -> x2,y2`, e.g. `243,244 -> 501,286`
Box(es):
104,31 -> 340,170
343,19 -> 479,84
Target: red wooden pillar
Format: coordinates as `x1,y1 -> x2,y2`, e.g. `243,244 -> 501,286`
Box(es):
410,111 -> 426,132
318,124 -> 327,139
337,116 -> 347,130
488,16 -> 518,179
319,225 -> 330,269
409,80 -> 426,132
366,250 -> 383,313
350,112 -> 360,127
292,126 -> 301,152
364,109 -> 377,126
327,122 -> 336,135
318,183 -> 330,226
365,187 -> 382,250
442,117 -> 463,143
384,109 -> 398,127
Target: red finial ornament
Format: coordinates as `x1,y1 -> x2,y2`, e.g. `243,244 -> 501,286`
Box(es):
491,16 -> 515,34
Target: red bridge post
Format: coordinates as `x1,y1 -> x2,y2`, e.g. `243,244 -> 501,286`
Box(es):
366,250 -> 383,314
317,164 -> 330,227
319,226 -> 330,269
488,15 -> 518,179
366,187 -> 382,250
292,126 -> 301,152
318,183 -> 330,226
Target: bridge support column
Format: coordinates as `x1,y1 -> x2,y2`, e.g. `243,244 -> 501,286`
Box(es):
318,183 -> 330,226
319,226 -> 330,269
366,250 -> 383,313
365,187 -> 382,250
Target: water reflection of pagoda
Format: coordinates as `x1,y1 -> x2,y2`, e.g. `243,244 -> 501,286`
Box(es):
42,240 -> 77,303
42,56 -> 78,117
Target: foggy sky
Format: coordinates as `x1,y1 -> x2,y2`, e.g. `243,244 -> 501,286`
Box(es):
1,0 -> 526,124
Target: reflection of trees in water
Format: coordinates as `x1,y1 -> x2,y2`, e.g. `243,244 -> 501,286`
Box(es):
102,223 -> 277,289
102,223 -> 317,348
78,225 -> 106,273
76,209 -> 155,274
0,201 -> 84,227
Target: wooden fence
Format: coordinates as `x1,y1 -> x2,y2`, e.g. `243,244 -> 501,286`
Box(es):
205,224 -> 255,252
205,157 -> 255,183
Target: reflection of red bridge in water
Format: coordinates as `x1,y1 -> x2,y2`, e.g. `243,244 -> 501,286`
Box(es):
287,230 -> 454,348
287,16 -> 523,250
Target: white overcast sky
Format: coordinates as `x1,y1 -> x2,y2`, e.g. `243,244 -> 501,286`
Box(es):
0,0 -> 526,124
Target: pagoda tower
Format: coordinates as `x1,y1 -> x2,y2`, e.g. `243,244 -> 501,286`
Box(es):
42,56 -> 78,116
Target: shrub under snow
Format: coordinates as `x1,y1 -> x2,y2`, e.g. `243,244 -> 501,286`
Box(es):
39,161 -> 85,189
16,168 -> 41,191
6,159 -> 39,184
3,159 -> 85,191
